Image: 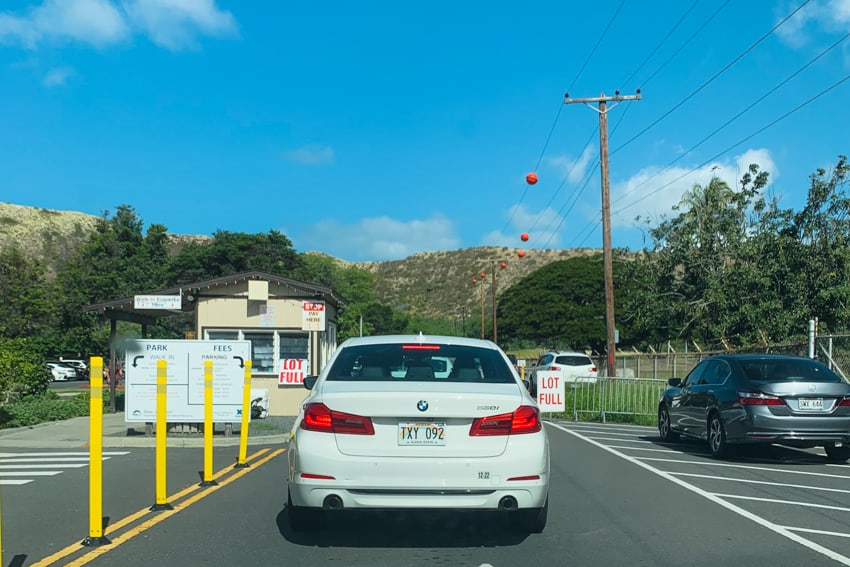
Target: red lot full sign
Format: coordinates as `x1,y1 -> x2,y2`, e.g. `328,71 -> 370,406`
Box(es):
279,358 -> 309,385
536,370 -> 565,412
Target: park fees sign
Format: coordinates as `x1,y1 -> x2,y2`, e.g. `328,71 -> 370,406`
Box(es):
124,339 -> 251,423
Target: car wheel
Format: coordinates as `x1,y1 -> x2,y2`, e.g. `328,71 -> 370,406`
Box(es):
510,496 -> 548,534
658,404 -> 679,442
287,489 -> 324,531
708,413 -> 728,458
824,444 -> 850,462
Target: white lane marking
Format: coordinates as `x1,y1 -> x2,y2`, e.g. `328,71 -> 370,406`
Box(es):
0,464 -> 88,469
714,493 -> 850,513
559,426 -> 651,436
0,452 -> 130,457
584,436 -> 654,443
636,457 -> 850,480
0,479 -> 32,485
550,422 -> 850,566
0,471 -> 62,477
674,473 -> 850,495
782,527 -> 850,539
606,445 -> 682,453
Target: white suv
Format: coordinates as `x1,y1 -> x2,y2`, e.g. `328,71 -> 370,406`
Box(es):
529,351 -> 598,394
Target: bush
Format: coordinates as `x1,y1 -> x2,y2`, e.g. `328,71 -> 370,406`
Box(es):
0,337 -> 51,403
0,391 -> 91,429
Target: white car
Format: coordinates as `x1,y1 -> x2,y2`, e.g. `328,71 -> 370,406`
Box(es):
529,351 -> 598,394
47,362 -> 77,381
287,334 -> 550,533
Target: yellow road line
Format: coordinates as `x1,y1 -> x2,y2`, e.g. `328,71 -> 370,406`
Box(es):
64,449 -> 285,566
30,448 -> 275,567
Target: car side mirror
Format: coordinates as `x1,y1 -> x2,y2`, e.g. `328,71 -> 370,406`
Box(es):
304,375 -> 318,390
667,377 -> 682,387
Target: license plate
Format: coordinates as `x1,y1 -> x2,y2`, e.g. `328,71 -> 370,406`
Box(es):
798,398 -> 824,411
398,422 -> 446,446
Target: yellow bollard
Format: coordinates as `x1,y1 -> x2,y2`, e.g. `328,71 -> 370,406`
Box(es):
82,356 -> 110,546
235,361 -> 252,469
151,359 -> 173,510
200,360 -> 217,486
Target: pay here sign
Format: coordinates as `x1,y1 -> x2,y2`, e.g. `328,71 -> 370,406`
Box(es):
536,370 -> 565,412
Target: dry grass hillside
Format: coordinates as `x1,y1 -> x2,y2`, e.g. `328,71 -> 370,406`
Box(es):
2,202 -> 599,318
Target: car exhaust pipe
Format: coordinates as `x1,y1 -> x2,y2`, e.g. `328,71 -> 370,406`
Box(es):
498,496 -> 518,512
323,495 -> 344,510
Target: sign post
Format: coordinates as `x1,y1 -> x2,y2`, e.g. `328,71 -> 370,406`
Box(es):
83,357 -> 110,547
151,360 -> 172,510
235,361 -> 252,469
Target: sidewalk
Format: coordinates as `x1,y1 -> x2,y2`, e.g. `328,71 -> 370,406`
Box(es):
0,412 -> 293,449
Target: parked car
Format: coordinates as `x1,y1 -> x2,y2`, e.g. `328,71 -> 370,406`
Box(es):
47,361 -> 77,382
528,351 -> 598,395
59,358 -> 89,380
658,353 -> 850,461
287,335 -> 550,532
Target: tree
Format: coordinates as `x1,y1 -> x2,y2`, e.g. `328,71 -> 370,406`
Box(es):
497,255 -> 608,352
0,248 -> 55,340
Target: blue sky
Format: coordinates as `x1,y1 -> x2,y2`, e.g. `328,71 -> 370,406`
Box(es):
1,1 -> 849,262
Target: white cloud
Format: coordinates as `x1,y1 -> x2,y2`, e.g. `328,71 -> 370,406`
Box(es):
481,204 -> 564,249
297,215 -> 461,261
122,0 -> 238,50
546,145 -> 595,185
285,145 -> 336,166
0,0 -> 236,51
43,65 -> 75,86
0,0 -> 130,48
777,0 -> 850,47
610,148 -> 778,228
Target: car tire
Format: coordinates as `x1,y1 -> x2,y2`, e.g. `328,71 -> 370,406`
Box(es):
824,444 -> 850,462
658,404 -> 679,442
708,413 -> 728,458
287,489 -> 324,531
510,496 -> 548,534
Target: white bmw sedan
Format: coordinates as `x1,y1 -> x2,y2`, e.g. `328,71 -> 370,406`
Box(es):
287,334 -> 550,533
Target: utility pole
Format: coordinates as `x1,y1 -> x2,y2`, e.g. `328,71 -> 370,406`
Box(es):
564,90 -> 641,377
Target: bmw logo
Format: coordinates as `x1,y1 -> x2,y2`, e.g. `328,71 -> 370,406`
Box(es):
417,400 -> 429,412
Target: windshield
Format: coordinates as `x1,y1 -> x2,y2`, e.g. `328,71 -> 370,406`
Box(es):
326,343 -> 515,384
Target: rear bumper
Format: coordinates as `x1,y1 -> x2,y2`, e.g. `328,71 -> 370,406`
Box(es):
288,430 -> 549,511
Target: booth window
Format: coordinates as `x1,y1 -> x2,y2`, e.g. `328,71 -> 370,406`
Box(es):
243,332 -> 275,373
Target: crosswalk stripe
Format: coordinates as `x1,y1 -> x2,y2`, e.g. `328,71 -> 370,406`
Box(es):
0,463 -> 89,469
0,451 -> 129,458
0,479 -> 33,485
0,471 -> 62,476
0,457 -> 113,463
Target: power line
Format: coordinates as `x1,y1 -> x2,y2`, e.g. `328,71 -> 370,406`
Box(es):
610,0 -> 812,157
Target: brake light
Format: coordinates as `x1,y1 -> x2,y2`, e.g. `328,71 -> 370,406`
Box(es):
738,391 -> 784,406
402,344 -> 441,350
301,403 -> 375,435
469,405 -> 541,436
590,366 -> 597,373
549,365 -> 559,371
840,398 -> 850,407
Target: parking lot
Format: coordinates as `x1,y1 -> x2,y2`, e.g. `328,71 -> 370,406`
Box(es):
550,421 -> 850,565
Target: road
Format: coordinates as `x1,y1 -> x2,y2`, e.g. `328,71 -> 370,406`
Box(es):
4,422 -> 850,566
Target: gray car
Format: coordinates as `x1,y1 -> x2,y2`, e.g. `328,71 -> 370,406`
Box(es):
658,354 -> 850,461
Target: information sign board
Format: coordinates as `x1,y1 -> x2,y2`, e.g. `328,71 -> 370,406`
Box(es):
536,370 -> 566,412
124,339 -> 251,423
134,295 -> 182,310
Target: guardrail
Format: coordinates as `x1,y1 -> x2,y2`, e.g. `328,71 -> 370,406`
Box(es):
549,377 -> 668,425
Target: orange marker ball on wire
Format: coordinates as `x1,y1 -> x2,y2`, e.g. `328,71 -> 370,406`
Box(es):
518,250 -> 526,258
521,233 -> 529,242
526,172 -> 538,185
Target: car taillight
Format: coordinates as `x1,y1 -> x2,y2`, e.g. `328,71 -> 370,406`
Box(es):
738,391 -> 785,406
549,365 -> 559,371
839,398 -> 850,407
469,405 -> 541,436
301,403 -> 375,435
590,366 -> 597,373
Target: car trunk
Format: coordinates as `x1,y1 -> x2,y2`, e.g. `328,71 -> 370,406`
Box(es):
751,380 -> 850,415
317,381 -> 523,458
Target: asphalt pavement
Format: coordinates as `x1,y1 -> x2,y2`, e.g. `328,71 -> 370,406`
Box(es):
0,411 -> 293,449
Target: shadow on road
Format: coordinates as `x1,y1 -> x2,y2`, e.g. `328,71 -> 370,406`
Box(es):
639,434 -> 846,466
276,507 -> 531,547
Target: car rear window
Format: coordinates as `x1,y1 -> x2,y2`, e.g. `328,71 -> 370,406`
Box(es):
555,355 -> 592,366
740,358 -> 844,383
326,343 -> 515,384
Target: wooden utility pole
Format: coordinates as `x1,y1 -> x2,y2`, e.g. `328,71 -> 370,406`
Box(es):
564,90 -> 641,377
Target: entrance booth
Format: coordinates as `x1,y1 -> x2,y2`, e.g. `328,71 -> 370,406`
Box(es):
84,271 -> 344,416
